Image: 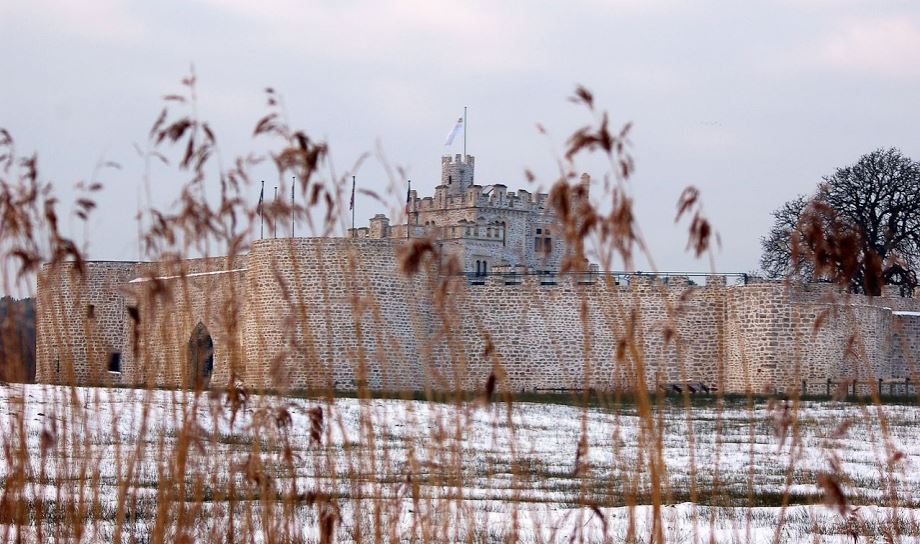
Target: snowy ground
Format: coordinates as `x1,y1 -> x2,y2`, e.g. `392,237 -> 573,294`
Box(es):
1,383 -> 919,542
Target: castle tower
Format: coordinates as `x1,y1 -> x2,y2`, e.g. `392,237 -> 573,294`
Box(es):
441,154 -> 475,195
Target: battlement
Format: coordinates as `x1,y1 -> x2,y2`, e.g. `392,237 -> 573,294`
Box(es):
419,186 -> 548,213
441,154 -> 475,192
441,154 -> 475,167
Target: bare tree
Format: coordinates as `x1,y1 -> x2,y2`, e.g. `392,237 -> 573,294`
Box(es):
760,148 -> 920,296
760,195 -> 809,280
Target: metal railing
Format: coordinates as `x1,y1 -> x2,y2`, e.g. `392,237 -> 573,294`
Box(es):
460,270 -> 752,287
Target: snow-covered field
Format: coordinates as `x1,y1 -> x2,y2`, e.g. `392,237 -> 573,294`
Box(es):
1,383 -> 919,542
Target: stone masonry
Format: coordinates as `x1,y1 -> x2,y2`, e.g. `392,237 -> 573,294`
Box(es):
350,154 -> 573,275
33,155 -> 920,394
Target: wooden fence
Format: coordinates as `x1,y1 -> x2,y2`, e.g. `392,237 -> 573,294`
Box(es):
802,377 -> 916,397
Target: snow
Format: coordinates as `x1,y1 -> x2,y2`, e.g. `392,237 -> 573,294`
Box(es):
127,268 -> 248,283
2,384 -> 920,542
893,311 -> 920,317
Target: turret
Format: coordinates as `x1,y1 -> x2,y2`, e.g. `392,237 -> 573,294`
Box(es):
466,185 -> 482,205
368,214 -> 390,239
441,154 -> 475,195
489,184 -> 507,205
517,189 -> 531,205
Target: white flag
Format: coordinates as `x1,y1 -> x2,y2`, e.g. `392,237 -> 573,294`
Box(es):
444,116 -> 463,146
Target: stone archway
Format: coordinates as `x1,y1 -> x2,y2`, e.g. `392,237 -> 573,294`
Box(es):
186,321 -> 213,389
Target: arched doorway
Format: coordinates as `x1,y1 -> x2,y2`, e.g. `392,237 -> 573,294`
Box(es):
186,321 -> 213,389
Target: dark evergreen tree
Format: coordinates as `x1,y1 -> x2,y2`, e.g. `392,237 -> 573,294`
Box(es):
0,297 -> 35,383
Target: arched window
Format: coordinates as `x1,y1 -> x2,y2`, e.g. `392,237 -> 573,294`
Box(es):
186,321 -> 214,389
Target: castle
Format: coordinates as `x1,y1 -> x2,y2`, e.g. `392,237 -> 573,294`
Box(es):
349,154 -> 576,276
35,154 -> 920,394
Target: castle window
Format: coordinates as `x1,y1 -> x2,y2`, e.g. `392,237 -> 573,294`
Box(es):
535,236 -> 543,252
108,352 -> 122,373
466,227 -> 471,236
86,304 -> 95,318
187,322 -> 214,389
544,238 -> 552,252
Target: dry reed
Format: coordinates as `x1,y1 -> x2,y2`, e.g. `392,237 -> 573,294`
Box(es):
0,73 -> 916,544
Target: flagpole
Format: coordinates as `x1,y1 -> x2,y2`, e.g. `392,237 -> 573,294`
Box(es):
407,179 -> 411,240
291,176 -> 295,238
273,186 -> 278,239
351,175 -> 356,236
260,180 -> 264,240
463,106 -> 467,158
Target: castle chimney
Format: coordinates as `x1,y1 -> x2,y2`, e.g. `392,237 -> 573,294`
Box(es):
368,214 -> 390,239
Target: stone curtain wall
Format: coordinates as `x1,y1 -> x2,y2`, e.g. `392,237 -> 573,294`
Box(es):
37,257 -> 247,388
435,274 -> 727,392
724,283 -> 913,393
35,239 -> 920,393
437,277 -> 920,394
243,240 -> 729,393
888,314 -> 920,379
125,256 -> 248,388
243,238 -> 435,390
36,261 -> 139,385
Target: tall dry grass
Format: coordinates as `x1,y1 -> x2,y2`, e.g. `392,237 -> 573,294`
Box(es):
0,73 -> 917,543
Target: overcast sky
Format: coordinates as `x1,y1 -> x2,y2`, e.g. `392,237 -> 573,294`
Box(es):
3,0 -> 920,274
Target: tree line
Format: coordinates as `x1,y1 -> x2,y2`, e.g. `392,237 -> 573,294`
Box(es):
0,297 -> 35,383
